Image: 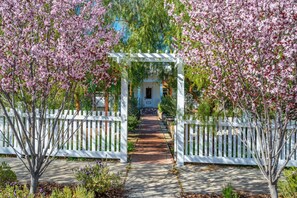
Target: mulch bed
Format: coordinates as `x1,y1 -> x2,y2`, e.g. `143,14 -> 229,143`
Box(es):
13,182 -> 126,198
182,192 -> 271,198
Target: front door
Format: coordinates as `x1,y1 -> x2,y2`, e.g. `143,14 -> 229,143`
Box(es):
143,87 -> 153,107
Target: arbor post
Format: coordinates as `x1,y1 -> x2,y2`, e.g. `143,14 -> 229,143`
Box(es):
160,82 -> 163,98
120,58 -> 128,163
176,58 -> 185,166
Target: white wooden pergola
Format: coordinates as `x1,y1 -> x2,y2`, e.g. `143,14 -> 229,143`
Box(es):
108,52 -> 185,166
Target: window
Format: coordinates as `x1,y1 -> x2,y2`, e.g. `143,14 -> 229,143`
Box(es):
146,88 -> 152,99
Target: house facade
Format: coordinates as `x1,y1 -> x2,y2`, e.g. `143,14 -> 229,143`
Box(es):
134,77 -> 163,109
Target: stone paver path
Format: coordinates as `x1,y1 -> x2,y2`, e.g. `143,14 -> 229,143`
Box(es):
126,115 -> 180,197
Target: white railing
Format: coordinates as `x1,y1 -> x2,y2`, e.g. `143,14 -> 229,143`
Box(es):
0,109 -> 125,160
182,116 -> 297,166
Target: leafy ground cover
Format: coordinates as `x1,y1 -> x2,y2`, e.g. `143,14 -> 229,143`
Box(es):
0,182 -> 125,198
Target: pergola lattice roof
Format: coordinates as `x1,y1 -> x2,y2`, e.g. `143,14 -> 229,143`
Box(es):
108,52 -> 178,63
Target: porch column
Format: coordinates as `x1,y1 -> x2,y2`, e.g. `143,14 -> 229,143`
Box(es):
160,83 -> 163,98
120,58 -> 128,163
176,58 -> 185,166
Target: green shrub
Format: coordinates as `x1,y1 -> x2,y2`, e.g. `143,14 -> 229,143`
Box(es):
0,162 -> 17,188
222,183 -> 239,198
75,161 -> 122,196
0,185 -> 33,198
197,101 -> 212,117
128,115 -> 140,132
128,97 -> 140,118
279,167 -> 297,198
128,141 -> 135,152
50,186 -> 94,198
74,186 -> 94,198
51,186 -> 72,198
159,96 -> 176,117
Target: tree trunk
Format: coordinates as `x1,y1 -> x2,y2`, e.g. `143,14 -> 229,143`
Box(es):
169,87 -> 173,96
269,182 -> 278,198
30,174 -> 39,194
104,92 -> 109,115
74,93 -> 80,111
129,83 -> 133,97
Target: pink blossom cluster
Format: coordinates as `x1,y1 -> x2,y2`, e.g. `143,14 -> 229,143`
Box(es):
175,0 -> 297,115
0,0 -> 118,95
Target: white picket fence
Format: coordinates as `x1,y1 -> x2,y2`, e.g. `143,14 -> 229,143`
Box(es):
0,109 -> 126,161
181,117 -> 297,166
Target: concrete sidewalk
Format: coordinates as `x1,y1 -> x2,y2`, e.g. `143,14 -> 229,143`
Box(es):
179,164 -> 269,194
125,164 -> 180,197
0,158 -> 126,184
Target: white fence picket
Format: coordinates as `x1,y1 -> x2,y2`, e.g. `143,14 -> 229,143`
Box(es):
82,111 -> 87,150
100,113 -> 104,151
185,123 -> 188,155
223,124 -> 227,157
91,111 -> 96,151
183,117 -> 297,166
218,118 -> 223,157
189,124 -> 193,155
194,125 -> 199,155
227,118 -> 232,158
247,127 -> 252,159
204,125 -> 207,156
107,111 -> 111,151
213,124 -> 217,157
199,124 -> 203,156
209,120 -> 213,157
116,113 -> 120,152
111,112 -> 115,152
0,109 -> 123,160
238,126 -> 242,158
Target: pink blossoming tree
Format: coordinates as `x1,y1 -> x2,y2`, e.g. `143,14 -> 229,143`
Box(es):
173,0 -> 297,197
0,0 -> 117,193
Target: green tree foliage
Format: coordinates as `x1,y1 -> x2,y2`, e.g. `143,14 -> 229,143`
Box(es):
105,0 -> 175,52
105,0 -> 218,117
104,0 -> 178,93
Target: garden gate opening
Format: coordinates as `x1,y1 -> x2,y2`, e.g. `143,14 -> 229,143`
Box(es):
108,52 -> 185,165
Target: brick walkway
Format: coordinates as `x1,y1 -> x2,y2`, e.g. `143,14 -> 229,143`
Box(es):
126,115 -> 180,197
131,115 -> 173,164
